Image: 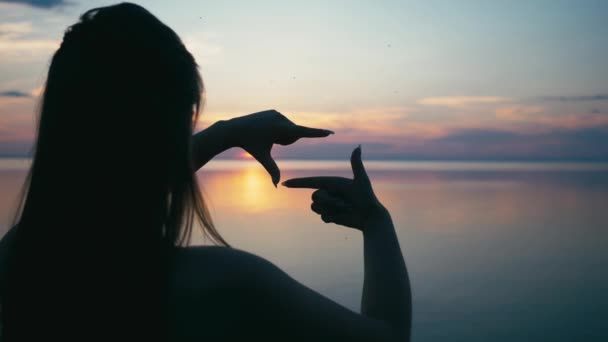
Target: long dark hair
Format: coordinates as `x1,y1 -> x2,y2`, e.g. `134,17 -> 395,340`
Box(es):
2,3 -> 226,340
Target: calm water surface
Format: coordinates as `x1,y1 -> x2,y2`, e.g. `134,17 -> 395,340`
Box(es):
1,159 -> 607,341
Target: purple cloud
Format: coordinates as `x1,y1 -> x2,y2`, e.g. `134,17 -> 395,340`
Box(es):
0,0 -> 68,9
0,90 -> 31,98
539,94 -> 608,102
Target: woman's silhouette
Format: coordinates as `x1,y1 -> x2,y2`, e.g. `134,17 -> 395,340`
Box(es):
0,3 -> 411,341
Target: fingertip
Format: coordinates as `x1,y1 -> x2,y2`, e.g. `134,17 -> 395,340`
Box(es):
306,127 -> 335,138
281,179 -> 297,187
351,145 -> 362,160
350,144 -> 367,179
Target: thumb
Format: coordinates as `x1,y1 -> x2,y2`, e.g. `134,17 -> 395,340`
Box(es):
250,145 -> 280,187
350,145 -> 369,183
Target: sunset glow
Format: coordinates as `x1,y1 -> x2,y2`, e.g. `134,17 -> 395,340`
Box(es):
0,2 -> 607,340
239,151 -> 254,160
0,1 -> 607,160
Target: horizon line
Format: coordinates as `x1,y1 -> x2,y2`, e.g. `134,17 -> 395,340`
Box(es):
1,156 -> 608,163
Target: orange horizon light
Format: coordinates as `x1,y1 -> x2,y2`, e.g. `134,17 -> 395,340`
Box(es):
239,151 -> 255,160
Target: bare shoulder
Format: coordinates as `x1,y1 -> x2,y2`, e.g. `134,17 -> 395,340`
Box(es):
172,245 -> 271,267
167,246 -> 280,340
170,245 -> 275,289
168,246 -> 395,341
0,226 -> 17,281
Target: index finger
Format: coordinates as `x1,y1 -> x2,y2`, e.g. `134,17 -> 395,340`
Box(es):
282,176 -> 352,192
292,125 -> 334,138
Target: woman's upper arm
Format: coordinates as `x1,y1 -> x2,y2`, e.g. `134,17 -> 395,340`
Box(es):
242,252 -> 404,342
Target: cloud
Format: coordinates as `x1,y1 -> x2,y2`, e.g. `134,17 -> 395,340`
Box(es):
182,32 -> 224,65
197,106 -> 426,141
417,96 -> 510,107
421,126 -> 608,160
273,142 -> 395,160
0,21 -> 60,62
436,129 -> 523,145
0,0 -> 68,9
0,90 -> 31,98
539,94 -> 608,102
0,22 -> 33,38
495,106 -> 544,121
0,38 -> 58,52
272,126 -> 608,160
3,94 -> 608,160
494,104 -> 608,131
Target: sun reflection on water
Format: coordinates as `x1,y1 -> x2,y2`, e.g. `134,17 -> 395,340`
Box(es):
200,164 -> 291,214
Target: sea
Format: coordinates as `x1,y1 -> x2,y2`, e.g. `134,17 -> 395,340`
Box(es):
1,158 -> 607,341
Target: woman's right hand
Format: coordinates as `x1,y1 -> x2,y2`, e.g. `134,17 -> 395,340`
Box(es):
282,146 -> 388,230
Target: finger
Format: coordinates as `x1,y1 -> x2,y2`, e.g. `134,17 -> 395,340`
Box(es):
312,202 -> 352,216
312,189 -> 334,202
321,213 -> 333,223
350,145 -> 369,183
312,189 -> 350,208
311,202 -> 324,215
313,207 -> 355,227
292,125 -> 334,138
282,177 -> 352,192
320,212 -> 352,224
250,147 -> 280,187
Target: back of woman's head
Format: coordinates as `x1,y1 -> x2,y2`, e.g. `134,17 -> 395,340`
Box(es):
32,2 -> 218,244
2,3 -> 226,340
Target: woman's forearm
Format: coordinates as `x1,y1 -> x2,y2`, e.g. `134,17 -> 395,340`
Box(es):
191,120 -> 238,171
361,208 -> 412,340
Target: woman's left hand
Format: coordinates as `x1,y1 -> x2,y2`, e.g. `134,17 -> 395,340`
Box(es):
228,109 -> 333,186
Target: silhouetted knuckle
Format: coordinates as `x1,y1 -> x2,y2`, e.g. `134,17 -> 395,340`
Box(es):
312,190 -> 322,201
277,137 -> 297,145
311,202 -> 323,214
321,214 -> 331,223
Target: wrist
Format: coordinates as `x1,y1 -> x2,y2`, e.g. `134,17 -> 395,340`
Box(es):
220,117 -> 246,149
360,204 -> 392,231
191,119 -> 240,170
211,119 -> 241,150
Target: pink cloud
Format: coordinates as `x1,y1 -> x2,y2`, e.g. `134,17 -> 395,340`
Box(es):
417,96 -> 511,107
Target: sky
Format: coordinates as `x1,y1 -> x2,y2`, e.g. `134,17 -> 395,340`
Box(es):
0,0 -> 607,160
